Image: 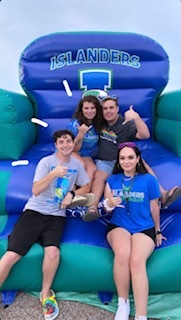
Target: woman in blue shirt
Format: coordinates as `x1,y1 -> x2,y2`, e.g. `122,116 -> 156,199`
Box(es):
104,142 -> 166,320
67,95 -> 104,187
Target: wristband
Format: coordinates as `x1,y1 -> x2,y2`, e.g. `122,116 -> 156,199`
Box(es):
69,191 -> 75,198
103,198 -> 115,212
156,229 -> 162,235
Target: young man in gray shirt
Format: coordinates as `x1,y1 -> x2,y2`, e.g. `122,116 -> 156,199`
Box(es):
0,129 -> 90,320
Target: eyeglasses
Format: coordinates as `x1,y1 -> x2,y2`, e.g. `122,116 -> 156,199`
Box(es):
118,142 -> 136,149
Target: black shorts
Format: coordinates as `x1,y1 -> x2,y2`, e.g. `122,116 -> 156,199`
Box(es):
8,209 -> 66,256
107,224 -> 156,243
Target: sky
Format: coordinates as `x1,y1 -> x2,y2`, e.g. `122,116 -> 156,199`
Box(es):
0,0 -> 181,95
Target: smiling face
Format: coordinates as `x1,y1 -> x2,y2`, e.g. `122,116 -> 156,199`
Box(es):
82,101 -> 97,123
55,134 -> 75,158
102,99 -> 119,125
119,146 -> 140,176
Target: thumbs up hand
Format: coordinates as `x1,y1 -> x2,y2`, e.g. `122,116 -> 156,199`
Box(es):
53,160 -> 68,177
122,105 -> 139,125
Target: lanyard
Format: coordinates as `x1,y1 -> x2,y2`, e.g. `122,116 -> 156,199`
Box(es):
122,174 -> 135,214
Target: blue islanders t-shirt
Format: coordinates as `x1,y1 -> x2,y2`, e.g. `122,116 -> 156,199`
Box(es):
67,118 -> 99,158
107,173 -> 160,233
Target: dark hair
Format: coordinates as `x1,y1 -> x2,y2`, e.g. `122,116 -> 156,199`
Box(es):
101,96 -> 119,106
53,129 -> 75,142
112,145 -> 148,174
72,95 -> 104,132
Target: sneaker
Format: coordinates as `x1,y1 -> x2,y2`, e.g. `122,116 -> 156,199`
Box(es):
40,289 -> 59,320
135,316 -> 147,320
83,193 -> 95,207
114,297 -> 130,320
68,195 -> 87,208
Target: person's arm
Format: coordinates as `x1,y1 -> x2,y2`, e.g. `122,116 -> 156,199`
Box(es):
150,198 -> 160,232
123,105 -> 150,139
32,161 -> 68,196
73,124 -> 92,152
150,198 -> 166,246
142,159 -> 157,177
103,182 -> 122,212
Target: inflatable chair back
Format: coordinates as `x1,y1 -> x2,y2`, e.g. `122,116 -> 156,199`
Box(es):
0,33 -> 181,318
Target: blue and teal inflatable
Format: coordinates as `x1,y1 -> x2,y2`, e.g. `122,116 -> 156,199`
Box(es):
0,32 -> 181,319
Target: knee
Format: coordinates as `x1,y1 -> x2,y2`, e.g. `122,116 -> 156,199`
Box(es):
114,249 -> 130,267
45,246 -> 60,261
94,170 -> 105,181
3,251 -> 21,266
130,254 -> 145,272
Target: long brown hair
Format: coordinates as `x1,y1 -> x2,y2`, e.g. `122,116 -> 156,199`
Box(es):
72,95 -> 104,132
113,143 -> 148,174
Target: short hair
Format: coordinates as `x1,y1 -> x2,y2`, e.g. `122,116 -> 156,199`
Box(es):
101,96 -> 119,106
53,129 -> 75,142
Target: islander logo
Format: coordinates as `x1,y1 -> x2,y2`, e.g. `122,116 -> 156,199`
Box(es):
79,69 -> 112,92
82,89 -> 108,100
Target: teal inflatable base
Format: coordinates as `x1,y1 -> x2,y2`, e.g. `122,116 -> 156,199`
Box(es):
29,291 -> 181,320
1,239 -> 181,296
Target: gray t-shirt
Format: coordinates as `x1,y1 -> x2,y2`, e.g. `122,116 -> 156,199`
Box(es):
98,115 -> 137,161
24,154 -> 90,216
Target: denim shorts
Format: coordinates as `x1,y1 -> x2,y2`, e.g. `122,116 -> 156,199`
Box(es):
95,159 -> 116,175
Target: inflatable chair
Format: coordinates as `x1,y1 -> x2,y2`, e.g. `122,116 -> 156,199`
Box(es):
0,32 -> 181,319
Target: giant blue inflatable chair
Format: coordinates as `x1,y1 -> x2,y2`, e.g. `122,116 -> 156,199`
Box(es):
0,32 -> 181,318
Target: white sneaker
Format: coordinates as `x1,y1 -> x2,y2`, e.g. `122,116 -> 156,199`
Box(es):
114,297 -> 130,320
135,316 -> 147,320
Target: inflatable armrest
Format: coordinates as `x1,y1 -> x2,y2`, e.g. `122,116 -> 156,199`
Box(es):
0,89 -> 36,160
155,90 -> 181,157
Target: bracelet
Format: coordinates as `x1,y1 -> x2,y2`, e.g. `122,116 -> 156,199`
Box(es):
103,198 -> 115,212
69,191 -> 75,198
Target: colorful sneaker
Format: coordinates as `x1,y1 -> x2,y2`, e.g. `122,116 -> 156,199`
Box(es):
40,289 -> 59,320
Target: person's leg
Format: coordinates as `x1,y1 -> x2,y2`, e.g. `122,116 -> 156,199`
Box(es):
142,159 -> 181,208
160,186 -> 181,208
39,215 -> 65,320
0,251 -> 21,286
91,169 -> 109,207
40,246 -> 60,320
41,246 -> 60,298
0,210 -> 40,287
83,156 -> 96,188
71,153 -> 96,187
82,169 -> 109,221
130,233 -> 155,319
107,227 -> 131,320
